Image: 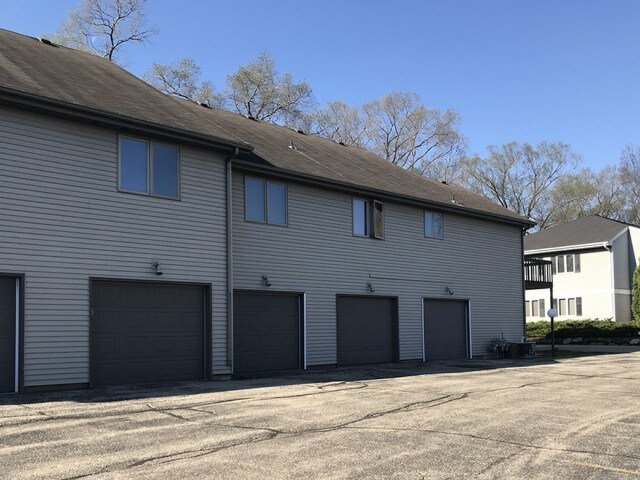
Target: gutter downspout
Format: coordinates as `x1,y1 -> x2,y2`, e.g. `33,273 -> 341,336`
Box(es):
521,228 -> 527,341
226,147 -> 240,372
606,244 -> 616,321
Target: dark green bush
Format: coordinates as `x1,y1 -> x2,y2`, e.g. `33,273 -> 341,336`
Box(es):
526,319 -> 640,340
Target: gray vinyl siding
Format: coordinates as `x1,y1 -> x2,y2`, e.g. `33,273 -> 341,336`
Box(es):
0,106 -> 230,387
232,173 -> 524,364
612,231 -> 632,322
615,294 -> 632,323
612,231 -> 631,291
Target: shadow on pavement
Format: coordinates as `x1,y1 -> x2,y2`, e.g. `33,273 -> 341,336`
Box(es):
0,356 -> 575,406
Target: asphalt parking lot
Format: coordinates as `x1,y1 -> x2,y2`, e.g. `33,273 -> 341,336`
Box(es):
2,353 -> 640,479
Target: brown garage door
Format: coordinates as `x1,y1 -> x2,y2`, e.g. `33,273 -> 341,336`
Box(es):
423,299 -> 468,361
337,296 -> 397,366
233,292 -> 302,374
91,281 -> 206,387
0,277 -> 17,393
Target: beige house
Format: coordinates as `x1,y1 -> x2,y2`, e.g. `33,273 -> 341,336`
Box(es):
524,216 -> 640,322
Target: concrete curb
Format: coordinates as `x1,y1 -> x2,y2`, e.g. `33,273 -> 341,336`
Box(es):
537,344 -> 640,353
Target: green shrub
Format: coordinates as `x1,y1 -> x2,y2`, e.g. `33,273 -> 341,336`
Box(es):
526,319 -> 640,340
633,259 -> 640,323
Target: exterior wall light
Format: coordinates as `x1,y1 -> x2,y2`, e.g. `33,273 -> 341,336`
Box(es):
152,261 -> 163,276
261,275 -> 272,287
445,286 -> 454,295
366,282 -> 375,293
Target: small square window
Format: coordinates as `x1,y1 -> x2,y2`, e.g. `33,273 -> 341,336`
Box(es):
424,211 -> 443,239
245,177 -> 287,225
119,136 -> 179,199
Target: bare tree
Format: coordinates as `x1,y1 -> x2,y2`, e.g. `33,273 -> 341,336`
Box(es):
310,101 -> 367,146
461,142 -> 580,228
226,52 -> 314,125
548,166 -> 625,226
50,0 -> 155,62
144,58 -> 223,107
361,92 -> 465,179
619,145 -> 640,224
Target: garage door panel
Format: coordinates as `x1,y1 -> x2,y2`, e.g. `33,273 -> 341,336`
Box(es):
91,281 -> 206,387
233,292 -> 301,374
423,300 -> 468,361
337,296 -> 397,366
0,277 -> 16,393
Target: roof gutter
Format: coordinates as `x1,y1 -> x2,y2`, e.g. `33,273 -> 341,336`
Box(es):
525,242 -> 610,256
232,159 -> 534,228
0,86 -> 253,154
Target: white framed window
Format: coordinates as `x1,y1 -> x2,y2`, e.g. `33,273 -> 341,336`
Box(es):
525,301 -> 530,317
539,299 -> 545,317
568,298 -> 576,316
559,298 -> 566,316
553,254 -> 581,274
245,177 -> 287,225
532,300 -> 539,317
424,211 -> 443,239
119,136 -> 179,199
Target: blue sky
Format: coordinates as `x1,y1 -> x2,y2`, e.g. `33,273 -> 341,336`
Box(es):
3,0 -> 640,168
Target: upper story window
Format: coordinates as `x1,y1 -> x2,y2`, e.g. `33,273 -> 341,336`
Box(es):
245,176 -> 287,225
424,211 -> 443,239
119,136 -> 179,199
552,254 -> 581,274
353,198 -> 384,239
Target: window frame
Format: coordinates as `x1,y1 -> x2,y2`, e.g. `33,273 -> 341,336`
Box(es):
372,200 -> 385,239
568,297 -> 576,316
559,298 -> 566,316
118,135 -> 181,200
244,175 -> 288,227
352,197 -> 370,238
150,141 -> 181,199
424,210 -> 444,240
553,254 -> 581,275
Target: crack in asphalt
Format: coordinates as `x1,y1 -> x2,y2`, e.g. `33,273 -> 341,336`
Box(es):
342,425 -> 640,462
474,449 -> 524,476
58,393 -> 468,479
1,381 -> 370,427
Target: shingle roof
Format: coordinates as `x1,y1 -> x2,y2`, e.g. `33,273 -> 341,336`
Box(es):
0,28 -> 250,150
178,99 -> 531,224
524,215 -> 631,252
0,28 -> 531,226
